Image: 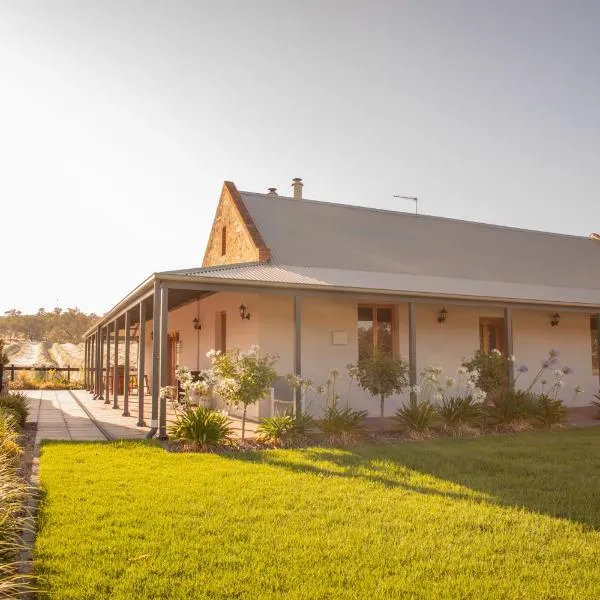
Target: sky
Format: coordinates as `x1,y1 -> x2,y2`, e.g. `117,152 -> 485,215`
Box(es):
1,0 -> 599,315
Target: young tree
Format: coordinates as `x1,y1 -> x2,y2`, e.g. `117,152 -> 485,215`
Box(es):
349,348 -> 409,418
209,346 -> 278,440
0,338 -> 9,392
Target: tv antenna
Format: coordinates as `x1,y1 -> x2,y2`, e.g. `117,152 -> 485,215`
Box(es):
393,195 -> 418,214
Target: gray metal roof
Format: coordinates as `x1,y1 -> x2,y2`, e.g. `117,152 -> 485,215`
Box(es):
239,191 -> 600,290
162,263 -> 600,307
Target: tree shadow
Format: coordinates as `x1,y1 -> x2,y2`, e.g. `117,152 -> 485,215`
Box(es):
221,429 -> 600,530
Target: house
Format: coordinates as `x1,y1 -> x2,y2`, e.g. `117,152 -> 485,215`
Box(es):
83,179 -> 600,438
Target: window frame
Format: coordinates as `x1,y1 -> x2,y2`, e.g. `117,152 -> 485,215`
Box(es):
357,304 -> 398,360
215,311 -> 227,353
221,226 -> 227,256
591,316 -> 599,376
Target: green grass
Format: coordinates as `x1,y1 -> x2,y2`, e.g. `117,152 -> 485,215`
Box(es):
36,429 -> 600,599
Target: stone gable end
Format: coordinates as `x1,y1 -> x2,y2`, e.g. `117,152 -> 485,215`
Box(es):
202,183 -> 271,267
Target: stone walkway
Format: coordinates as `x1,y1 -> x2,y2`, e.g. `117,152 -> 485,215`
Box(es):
27,389 -> 257,442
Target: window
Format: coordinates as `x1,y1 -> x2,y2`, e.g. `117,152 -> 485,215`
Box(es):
479,318 -> 506,355
221,226 -> 227,256
358,305 -> 394,360
591,317 -> 599,375
215,311 -> 227,353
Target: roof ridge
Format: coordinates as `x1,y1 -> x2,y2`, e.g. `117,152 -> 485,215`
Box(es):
238,190 -> 591,241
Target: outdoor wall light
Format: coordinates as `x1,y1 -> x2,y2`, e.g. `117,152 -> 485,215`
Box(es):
192,317 -> 202,331
437,307 -> 448,324
550,312 -> 560,327
239,304 -> 251,321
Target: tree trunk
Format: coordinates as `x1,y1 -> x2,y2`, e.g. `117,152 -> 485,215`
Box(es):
380,395 -> 384,419
241,404 -> 247,441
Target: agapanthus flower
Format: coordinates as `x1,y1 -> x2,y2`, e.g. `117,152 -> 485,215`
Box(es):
549,349 -> 560,359
509,355 -> 516,362
410,385 -> 421,394
541,359 -> 551,369
516,365 -> 529,374
457,366 -> 468,376
445,377 -> 456,388
555,380 -> 565,388
574,385 -> 584,394
561,366 -> 573,375
432,392 -> 443,403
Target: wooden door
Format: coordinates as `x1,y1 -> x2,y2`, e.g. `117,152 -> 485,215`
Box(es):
479,318 -> 506,354
167,333 -> 178,386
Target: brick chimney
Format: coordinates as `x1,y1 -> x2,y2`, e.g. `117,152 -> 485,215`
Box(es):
292,177 -> 303,200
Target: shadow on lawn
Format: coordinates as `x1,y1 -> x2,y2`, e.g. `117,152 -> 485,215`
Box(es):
223,430 -> 600,530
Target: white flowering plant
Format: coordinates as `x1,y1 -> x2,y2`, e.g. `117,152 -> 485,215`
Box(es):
208,345 -> 278,440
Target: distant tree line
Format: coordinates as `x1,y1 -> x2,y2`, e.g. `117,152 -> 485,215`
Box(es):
0,308 -> 98,344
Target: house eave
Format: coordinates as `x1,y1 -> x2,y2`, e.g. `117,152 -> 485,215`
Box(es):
157,273 -> 600,313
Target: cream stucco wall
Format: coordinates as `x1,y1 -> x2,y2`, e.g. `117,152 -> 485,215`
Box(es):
142,292 -> 598,418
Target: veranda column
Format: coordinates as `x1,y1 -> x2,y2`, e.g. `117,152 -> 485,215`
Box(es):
504,307 -> 514,385
83,337 -> 88,390
95,327 -> 102,398
123,310 -> 131,417
158,284 -> 169,440
137,299 -> 147,427
97,327 -> 104,400
91,335 -> 96,393
293,296 -> 302,413
105,325 -> 111,405
113,319 -> 120,409
148,281 -> 161,437
87,337 -> 92,391
408,302 -> 417,402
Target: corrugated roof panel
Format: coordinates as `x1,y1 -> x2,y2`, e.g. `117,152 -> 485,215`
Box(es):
239,192 -> 600,290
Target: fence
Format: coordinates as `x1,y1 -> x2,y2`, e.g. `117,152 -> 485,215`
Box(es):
4,365 -> 82,382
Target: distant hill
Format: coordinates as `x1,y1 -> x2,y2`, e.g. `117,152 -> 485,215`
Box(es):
0,308 -> 98,344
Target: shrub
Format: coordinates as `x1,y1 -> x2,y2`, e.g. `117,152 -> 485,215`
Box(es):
0,453 -> 31,596
593,392 -> 600,419
437,395 -> 483,435
461,350 -> 510,398
0,413 -> 21,464
168,406 -> 232,448
530,394 -> 568,428
484,389 -> 535,431
257,412 -> 315,448
318,404 -> 367,445
0,393 -> 28,428
393,399 -> 437,438
348,349 -> 409,418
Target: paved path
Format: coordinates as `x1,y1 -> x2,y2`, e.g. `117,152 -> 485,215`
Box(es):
27,389 -> 257,442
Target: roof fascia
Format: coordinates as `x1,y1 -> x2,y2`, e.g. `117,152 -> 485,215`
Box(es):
157,274 -> 600,314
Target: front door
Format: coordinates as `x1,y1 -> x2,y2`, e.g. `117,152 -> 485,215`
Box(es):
167,333 -> 178,386
479,318 -> 506,354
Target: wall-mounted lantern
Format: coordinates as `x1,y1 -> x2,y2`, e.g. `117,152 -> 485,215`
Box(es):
550,312 -> 560,327
437,307 -> 448,324
239,304 -> 251,321
192,317 -> 202,331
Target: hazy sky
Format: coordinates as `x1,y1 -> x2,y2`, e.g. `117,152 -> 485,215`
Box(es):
1,0 -> 599,315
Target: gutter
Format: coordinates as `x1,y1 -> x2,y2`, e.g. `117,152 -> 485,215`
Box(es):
157,273 -> 600,313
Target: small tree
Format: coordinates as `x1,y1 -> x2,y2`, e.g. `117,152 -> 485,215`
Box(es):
348,349 -> 409,418
209,346 -> 278,440
0,338 -> 8,393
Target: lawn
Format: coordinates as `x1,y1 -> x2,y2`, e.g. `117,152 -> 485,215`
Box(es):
35,429 -> 600,599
